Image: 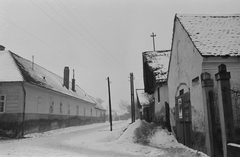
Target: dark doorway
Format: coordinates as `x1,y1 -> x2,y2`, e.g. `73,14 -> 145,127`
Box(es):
175,92 -> 192,147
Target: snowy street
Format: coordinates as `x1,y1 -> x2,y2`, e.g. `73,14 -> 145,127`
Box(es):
0,120 -> 208,157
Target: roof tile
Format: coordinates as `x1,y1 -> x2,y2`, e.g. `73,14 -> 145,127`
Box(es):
177,14 -> 240,56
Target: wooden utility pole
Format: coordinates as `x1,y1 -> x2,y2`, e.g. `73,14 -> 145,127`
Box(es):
150,32 -> 156,51
130,73 -> 135,123
107,77 -> 113,131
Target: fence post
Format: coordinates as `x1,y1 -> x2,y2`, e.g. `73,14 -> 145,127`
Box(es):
201,72 -> 214,157
215,64 -> 235,157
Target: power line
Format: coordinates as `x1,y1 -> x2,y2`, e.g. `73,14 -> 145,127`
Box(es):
1,16 -> 104,77
65,0 -> 129,74
38,0 -> 129,77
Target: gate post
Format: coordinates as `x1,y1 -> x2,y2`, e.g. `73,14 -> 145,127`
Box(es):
201,72 -> 214,157
215,64 -> 235,157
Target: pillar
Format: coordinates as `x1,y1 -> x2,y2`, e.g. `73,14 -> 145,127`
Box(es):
201,72 -> 214,156
215,64 -> 235,157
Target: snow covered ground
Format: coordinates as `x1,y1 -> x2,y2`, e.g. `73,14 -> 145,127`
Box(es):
0,120 -> 209,157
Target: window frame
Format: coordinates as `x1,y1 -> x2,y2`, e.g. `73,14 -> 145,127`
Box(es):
60,102 -> 63,114
0,95 -> 6,113
49,100 -> 54,114
157,87 -> 160,102
76,105 -> 79,115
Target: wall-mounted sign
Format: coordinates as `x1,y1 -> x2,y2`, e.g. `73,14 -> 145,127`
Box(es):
178,98 -> 182,119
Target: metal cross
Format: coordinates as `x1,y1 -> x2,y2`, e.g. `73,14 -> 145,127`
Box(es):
150,32 -> 156,51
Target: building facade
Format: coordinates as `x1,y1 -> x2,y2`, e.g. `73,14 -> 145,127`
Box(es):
142,50 -> 171,129
168,14 -> 240,156
0,46 -> 105,137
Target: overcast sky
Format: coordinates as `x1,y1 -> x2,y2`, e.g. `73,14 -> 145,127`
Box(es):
1,0 -> 239,113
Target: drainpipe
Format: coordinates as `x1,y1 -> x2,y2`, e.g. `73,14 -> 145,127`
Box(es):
21,83 -> 26,137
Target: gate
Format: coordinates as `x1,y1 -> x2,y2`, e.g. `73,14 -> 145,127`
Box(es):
175,92 -> 192,147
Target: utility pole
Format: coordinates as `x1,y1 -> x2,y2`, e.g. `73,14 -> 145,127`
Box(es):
150,32 -> 156,51
107,77 -> 112,131
130,73 -> 135,123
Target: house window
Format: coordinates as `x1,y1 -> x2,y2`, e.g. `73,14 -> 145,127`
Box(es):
157,87 -> 160,102
192,76 -> 200,87
180,89 -> 184,95
77,106 -> 79,115
0,95 -> 6,113
50,100 -> 54,114
60,103 -> 63,114
68,104 -> 70,115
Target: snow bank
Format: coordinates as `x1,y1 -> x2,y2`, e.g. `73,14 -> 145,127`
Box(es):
117,119 -> 142,142
150,127 -> 180,148
113,119 -> 209,157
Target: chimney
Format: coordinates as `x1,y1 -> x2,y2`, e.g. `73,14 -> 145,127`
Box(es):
63,66 -> 69,89
0,45 -> 5,51
72,69 -> 75,92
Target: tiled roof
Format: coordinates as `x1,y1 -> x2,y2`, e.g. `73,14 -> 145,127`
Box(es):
176,14 -> 240,56
143,50 -> 170,82
0,50 -> 95,104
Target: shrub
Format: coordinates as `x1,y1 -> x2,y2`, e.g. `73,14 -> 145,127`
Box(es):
133,121 -> 157,145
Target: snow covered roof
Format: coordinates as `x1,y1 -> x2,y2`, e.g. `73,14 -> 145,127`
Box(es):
176,14 -> 240,56
136,89 -> 153,107
143,50 -> 170,82
0,50 -> 95,104
89,96 -> 106,111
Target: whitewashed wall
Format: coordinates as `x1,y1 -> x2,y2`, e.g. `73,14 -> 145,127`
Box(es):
24,83 -> 97,117
154,83 -> 168,118
0,82 -> 24,113
168,18 -> 204,130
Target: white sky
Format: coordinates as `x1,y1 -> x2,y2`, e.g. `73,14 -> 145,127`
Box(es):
1,0 -> 239,113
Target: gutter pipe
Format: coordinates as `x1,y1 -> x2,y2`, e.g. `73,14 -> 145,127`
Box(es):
21,82 -> 26,137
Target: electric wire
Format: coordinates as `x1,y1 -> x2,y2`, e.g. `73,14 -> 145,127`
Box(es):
36,0 -> 128,78
1,16 -> 105,78
59,0 -> 129,75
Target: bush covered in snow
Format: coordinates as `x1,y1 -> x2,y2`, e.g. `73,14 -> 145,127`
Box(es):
133,120 -> 157,145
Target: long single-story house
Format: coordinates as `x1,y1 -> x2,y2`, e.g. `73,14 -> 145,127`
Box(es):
0,45 -> 105,138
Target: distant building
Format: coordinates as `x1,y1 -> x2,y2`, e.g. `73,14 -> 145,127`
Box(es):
0,46 -> 105,138
136,89 -> 154,122
142,50 -> 171,130
168,14 -> 240,156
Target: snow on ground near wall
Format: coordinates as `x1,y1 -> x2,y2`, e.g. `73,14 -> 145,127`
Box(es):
1,120 -> 209,157
65,119 -> 209,157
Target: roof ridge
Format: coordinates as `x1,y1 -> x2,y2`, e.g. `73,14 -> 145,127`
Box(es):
176,13 -> 240,17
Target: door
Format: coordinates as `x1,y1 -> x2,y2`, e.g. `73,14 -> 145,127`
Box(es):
175,92 -> 192,147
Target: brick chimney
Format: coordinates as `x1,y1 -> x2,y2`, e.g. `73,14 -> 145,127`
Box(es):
0,45 -> 5,51
63,66 -> 69,89
72,69 -> 75,92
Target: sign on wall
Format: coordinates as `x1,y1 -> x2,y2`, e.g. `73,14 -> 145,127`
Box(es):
178,98 -> 182,119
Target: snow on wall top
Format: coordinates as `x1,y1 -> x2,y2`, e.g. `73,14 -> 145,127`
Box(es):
143,50 -> 170,82
136,89 -> 153,107
176,14 -> 240,56
0,50 -> 95,104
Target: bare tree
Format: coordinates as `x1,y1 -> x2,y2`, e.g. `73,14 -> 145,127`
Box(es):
96,98 -> 104,104
118,99 -> 131,113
